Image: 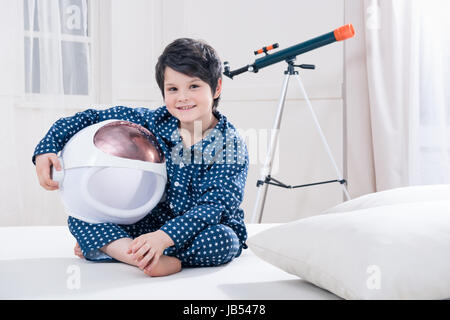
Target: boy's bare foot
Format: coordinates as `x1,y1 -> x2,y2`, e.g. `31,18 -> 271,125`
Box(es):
142,255 -> 182,277
75,238 -> 181,277
74,242 -> 84,259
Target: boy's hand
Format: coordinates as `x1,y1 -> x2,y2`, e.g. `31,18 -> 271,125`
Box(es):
35,153 -> 62,191
127,230 -> 174,271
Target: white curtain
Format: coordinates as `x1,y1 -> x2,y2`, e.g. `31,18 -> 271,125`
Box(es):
0,0 -> 92,226
364,0 -> 450,190
414,1 -> 450,184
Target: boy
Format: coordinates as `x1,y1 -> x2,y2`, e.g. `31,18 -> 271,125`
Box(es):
33,38 -> 249,277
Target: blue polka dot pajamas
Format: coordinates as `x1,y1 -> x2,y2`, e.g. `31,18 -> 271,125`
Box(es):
32,106 -> 249,267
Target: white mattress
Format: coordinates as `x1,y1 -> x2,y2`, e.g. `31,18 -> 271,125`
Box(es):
0,223 -> 340,300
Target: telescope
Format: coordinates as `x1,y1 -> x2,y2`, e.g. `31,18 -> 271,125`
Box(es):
228,24 -> 356,223
223,24 -> 355,79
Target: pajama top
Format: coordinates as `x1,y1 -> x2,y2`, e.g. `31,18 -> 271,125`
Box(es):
32,106 -> 249,253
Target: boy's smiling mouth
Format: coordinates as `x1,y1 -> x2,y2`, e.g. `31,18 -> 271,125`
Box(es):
176,104 -> 196,111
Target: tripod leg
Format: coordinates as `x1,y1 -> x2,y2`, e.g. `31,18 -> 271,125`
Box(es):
293,74 -> 351,201
251,73 -> 291,223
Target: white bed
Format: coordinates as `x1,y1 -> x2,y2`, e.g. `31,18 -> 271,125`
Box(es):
0,223 -> 340,300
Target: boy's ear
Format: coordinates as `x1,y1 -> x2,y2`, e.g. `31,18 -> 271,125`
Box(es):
213,78 -> 222,99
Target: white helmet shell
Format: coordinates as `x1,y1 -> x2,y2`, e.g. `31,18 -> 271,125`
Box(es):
52,120 -> 167,225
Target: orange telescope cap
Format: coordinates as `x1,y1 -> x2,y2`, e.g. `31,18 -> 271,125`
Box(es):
334,24 -> 355,41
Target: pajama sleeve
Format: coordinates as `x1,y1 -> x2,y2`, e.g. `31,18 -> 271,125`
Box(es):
32,106 -> 151,165
160,138 -> 249,251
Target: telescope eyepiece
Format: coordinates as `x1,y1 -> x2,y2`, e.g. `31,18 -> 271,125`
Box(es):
223,61 -> 232,79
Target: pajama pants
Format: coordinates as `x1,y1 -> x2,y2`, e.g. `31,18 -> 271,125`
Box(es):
67,215 -> 242,268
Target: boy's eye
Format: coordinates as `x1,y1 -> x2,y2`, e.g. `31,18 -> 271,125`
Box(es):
167,87 -> 177,92
190,84 -> 199,89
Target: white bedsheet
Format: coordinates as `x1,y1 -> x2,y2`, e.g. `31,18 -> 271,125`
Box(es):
0,223 -> 340,300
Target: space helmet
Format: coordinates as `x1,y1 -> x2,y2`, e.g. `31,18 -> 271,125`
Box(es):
52,120 -> 167,225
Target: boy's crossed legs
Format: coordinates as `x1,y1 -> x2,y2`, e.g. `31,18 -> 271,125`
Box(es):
69,216 -> 241,277
69,216 -> 180,277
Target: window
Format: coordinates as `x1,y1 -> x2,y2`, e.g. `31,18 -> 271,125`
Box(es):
23,0 -> 93,96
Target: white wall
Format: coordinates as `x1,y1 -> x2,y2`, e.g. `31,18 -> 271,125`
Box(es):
107,0 -> 347,223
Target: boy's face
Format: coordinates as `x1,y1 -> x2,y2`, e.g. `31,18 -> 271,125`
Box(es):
163,67 -> 221,125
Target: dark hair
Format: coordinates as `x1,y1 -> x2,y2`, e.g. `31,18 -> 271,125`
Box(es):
155,38 -> 222,114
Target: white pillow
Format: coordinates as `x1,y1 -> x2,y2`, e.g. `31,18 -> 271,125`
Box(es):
323,184 -> 450,214
248,201 -> 450,300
